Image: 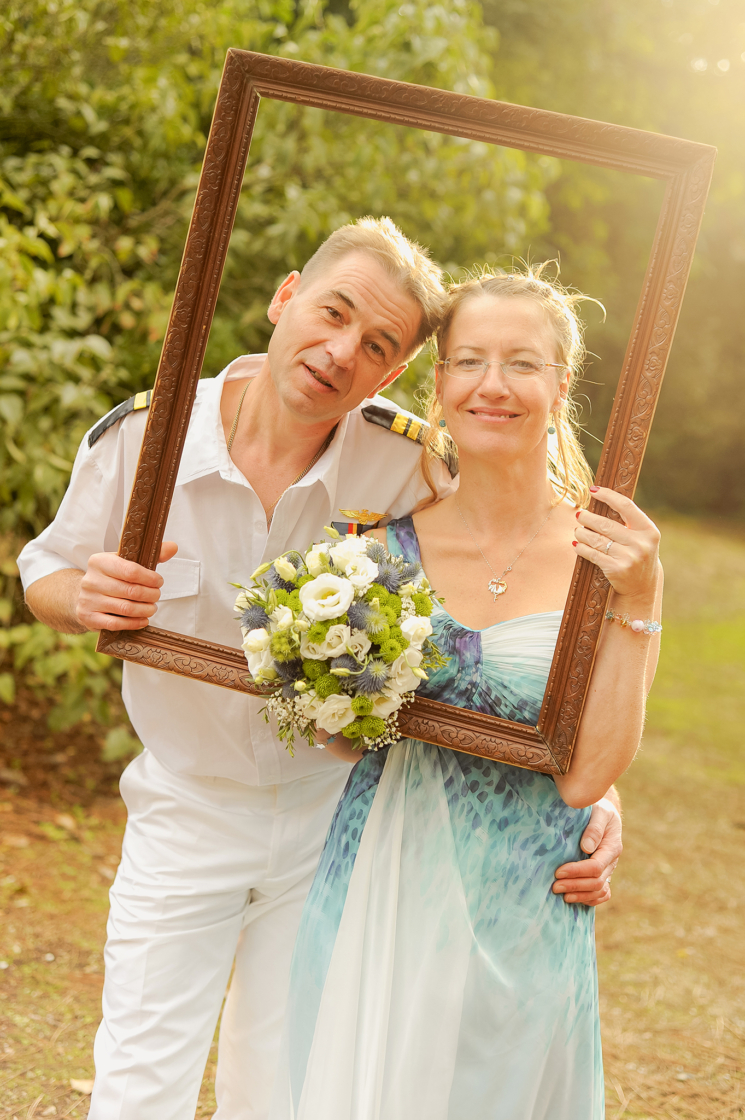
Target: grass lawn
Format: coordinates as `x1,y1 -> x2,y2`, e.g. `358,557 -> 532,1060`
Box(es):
0,513 -> 743,1118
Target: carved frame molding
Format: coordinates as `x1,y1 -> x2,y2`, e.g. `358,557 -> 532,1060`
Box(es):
96,50 -> 715,776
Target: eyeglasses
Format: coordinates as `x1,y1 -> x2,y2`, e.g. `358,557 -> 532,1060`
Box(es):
435,357 -> 567,380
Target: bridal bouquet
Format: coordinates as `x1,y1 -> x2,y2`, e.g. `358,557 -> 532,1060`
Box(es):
234,528 -> 446,753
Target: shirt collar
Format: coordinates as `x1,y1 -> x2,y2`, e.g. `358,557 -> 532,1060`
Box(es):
176,353 -> 350,503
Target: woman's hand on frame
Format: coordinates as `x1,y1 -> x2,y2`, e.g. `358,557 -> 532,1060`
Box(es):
573,487 -> 660,601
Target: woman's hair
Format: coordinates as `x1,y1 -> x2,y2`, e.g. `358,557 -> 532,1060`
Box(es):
420,263 -> 601,508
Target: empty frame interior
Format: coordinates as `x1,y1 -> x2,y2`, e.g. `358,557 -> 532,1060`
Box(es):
96,50 -> 715,775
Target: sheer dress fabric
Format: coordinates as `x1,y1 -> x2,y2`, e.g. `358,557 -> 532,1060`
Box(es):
271,517 -> 604,1120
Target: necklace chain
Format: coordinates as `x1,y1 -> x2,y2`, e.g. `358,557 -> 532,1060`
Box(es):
227,380 -> 336,527
456,501 -> 553,601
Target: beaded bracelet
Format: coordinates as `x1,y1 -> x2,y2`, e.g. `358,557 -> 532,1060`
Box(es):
605,609 -> 662,635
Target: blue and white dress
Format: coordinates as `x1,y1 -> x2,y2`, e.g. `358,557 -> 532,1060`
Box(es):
271,517 -> 604,1120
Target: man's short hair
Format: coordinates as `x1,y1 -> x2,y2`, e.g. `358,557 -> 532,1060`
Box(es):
300,217 -> 446,360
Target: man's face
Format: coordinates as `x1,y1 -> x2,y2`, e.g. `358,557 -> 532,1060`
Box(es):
265,251 -> 423,423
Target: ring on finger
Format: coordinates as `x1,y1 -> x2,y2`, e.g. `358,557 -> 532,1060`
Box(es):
604,539 -> 612,555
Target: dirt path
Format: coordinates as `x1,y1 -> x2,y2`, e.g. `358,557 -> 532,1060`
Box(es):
1,514 -> 743,1118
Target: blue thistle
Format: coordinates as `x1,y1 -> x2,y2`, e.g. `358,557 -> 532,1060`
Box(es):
266,567 -> 296,592
365,539 -> 387,563
401,561 -> 423,582
376,559 -> 402,593
281,682 -> 297,700
330,653 -> 361,673
347,600 -> 372,631
276,659 -> 303,682
240,604 -> 270,630
356,659 -> 390,694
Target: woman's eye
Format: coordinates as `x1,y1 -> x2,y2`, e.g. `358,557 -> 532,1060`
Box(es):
456,358 -> 481,369
511,360 -> 540,373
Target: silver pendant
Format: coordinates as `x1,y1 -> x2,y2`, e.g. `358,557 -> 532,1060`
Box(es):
488,578 -> 508,600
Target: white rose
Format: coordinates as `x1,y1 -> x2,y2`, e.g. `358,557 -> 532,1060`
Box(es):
273,556 -> 297,582
370,688 -> 402,717
242,627 -> 270,654
300,623 -> 352,660
346,554 -> 379,591
315,693 -> 355,734
389,648 -> 424,692
296,691 -> 325,720
329,536 -> 367,573
306,543 -> 330,577
400,615 -> 433,648
346,629 -> 372,660
269,604 -> 294,631
234,589 -> 252,612
247,647 -> 276,682
299,574 -> 355,621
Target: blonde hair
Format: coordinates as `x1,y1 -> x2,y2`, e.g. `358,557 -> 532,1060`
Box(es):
421,263 -> 601,507
300,217 -> 446,359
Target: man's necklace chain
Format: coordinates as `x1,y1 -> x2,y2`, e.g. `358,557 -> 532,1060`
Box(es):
456,501 -> 554,601
227,381 -> 336,528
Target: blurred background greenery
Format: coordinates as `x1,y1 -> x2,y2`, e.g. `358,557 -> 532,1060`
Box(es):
1,0 -> 743,749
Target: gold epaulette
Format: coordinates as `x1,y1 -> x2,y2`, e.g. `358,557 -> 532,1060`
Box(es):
361,402 -> 458,478
88,390 -> 152,448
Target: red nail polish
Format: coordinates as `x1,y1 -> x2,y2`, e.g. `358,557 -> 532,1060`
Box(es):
575,510 -> 580,519
572,541 -> 577,547
589,486 -> 599,493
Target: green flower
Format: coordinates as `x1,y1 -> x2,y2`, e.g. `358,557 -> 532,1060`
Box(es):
412,592 -> 434,617
389,626 -> 409,650
360,715 -> 386,739
387,595 -> 402,618
378,638 -> 402,664
366,608 -> 390,640
315,673 -> 342,699
274,589 -> 291,606
380,605 -> 397,626
351,695 -> 373,717
307,620 -> 332,643
302,658 -> 330,680
269,631 -> 298,662
297,574 -> 315,587
364,583 -> 390,605
341,720 -> 363,739
287,590 -> 302,611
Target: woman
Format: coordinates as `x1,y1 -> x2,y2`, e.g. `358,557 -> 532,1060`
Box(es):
271,267 -> 662,1119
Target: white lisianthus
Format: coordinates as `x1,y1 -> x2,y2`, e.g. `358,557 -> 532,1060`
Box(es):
299,574 -> 355,621
315,693 -> 355,734
346,555 -> 379,591
346,629 -> 372,660
400,615 -> 433,648
242,627 -> 270,654
328,535 -> 367,573
269,604 -> 295,631
389,647 -> 424,692
370,689 -> 402,717
247,647 -> 276,682
273,556 -> 297,582
306,543 -> 330,577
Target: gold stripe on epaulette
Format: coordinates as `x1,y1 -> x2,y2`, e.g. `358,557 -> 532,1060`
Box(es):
133,391 -> 150,410
407,418 -> 423,442
391,413 -> 409,436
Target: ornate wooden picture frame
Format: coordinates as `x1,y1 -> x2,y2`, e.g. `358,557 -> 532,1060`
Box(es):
96,50 -> 715,775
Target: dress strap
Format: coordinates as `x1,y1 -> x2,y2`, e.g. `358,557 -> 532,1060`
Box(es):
385,516 -> 422,563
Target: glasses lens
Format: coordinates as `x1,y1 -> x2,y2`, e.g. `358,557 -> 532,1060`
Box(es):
448,358 -> 485,378
504,359 -> 545,378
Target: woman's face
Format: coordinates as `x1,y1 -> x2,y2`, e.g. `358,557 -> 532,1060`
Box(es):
437,294 -> 569,464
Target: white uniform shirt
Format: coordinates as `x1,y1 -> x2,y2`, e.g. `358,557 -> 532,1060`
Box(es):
18,355 -> 456,785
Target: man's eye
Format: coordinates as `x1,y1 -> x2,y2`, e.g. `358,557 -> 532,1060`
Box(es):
325,306 -> 342,320
369,342 -> 385,358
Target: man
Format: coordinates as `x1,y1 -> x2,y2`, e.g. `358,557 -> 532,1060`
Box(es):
19,218 -> 620,1119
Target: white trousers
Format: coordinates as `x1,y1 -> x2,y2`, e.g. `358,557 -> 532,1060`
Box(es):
88,749 -> 349,1120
